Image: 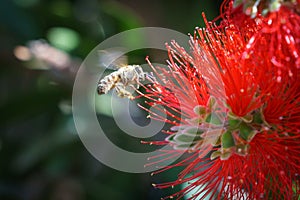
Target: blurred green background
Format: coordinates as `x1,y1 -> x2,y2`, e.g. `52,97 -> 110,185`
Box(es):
0,0 -> 222,199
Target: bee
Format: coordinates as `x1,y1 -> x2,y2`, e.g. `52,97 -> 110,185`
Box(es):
97,64 -> 148,99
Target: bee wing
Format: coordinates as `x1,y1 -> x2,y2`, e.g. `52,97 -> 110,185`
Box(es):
98,48 -> 128,70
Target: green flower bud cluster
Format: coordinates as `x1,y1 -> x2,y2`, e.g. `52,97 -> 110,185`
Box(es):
166,96 -> 271,161
233,0 -> 297,18
166,97 -> 224,151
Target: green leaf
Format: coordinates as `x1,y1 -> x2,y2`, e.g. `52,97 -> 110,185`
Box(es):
221,131 -> 235,148
183,126 -> 205,136
204,129 -> 223,145
170,125 -> 188,132
193,105 -> 206,116
211,135 -> 221,146
207,96 -> 216,109
235,144 -> 250,156
239,122 -> 256,141
174,133 -> 202,144
205,113 -> 222,125
220,151 -> 232,160
228,118 -> 241,129
269,0 -> 281,12
233,0 -> 243,8
228,111 -> 238,119
166,127 -> 204,144
241,114 -> 253,123
186,117 -> 202,125
210,151 -> 221,160
253,111 -> 263,124
243,1 -> 257,17
262,8 -> 269,16
173,143 -> 195,150
165,134 -> 176,143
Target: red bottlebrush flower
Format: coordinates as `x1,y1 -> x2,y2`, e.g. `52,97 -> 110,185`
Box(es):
136,0 -> 300,199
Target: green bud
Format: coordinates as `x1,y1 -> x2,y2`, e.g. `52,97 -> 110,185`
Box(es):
235,144 -> 250,156
228,111 -> 238,119
241,114 -> 253,123
210,151 -> 221,160
253,111 -> 263,124
165,134 -> 176,143
221,131 -> 235,148
233,0 -> 243,8
220,151 -> 233,160
174,143 -> 194,150
183,126 -> 205,136
193,105 -> 206,116
205,113 -> 222,125
228,118 -> 241,129
212,135 -> 221,146
175,133 -> 202,143
187,117 -> 202,125
207,96 -> 217,109
239,122 -> 256,141
262,8 -> 269,16
269,0 -> 281,12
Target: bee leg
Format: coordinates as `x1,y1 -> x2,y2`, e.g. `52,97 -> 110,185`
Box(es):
145,72 -> 156,82
135,78 -> 140,89
134,73 -> 142,89
115,83 -> 134,100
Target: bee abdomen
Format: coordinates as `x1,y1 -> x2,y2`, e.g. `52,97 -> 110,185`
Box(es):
97,73 -> 119,95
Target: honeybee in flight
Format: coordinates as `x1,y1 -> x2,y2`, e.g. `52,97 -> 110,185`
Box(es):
97,65 -> 148,99
97,49 -> 150,99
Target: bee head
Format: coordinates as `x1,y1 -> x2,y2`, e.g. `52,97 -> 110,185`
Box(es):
97,84 -> 106,95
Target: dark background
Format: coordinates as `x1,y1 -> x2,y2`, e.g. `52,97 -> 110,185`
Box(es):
0,0 -> 222,199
